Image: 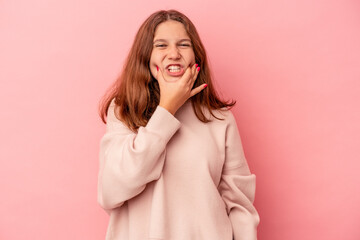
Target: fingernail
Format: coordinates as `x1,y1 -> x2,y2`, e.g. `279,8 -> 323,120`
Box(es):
203,84 -> 208,88
197,67 -> 200,71
195,63 -> 198,67
156,66 -> 159,71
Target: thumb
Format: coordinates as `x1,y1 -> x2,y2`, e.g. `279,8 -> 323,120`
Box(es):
190,84 -> 208,97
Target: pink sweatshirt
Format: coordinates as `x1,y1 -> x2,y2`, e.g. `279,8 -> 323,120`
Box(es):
97,98 -> 260,240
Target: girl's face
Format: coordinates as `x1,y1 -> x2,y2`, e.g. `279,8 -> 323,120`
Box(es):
149,20 -> 195,82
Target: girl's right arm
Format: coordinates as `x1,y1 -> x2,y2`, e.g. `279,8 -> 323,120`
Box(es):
97,99 -> 181,211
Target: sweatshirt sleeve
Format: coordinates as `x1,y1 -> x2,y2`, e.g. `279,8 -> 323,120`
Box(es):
217,111 -> 260,240
97,99 -> 181,211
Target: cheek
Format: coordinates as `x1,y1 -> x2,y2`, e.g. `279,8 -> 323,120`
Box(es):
149,55 -> 156,73
149,58 -> 158,78
149,65 -> 156,78
150,55 -> 161,69
185,50 -> 196,64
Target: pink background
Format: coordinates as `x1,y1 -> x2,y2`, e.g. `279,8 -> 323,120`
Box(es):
1,0 -> 359,239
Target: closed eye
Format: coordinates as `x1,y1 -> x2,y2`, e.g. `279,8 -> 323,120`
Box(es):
154,44 -> 191,48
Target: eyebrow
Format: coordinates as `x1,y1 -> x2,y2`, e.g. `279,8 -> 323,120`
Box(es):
153,38 -> 191,43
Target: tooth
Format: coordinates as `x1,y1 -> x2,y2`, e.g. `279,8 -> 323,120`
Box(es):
168,65 -> 180,69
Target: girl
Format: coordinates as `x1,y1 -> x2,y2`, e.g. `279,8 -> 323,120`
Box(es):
97,9 -> 260,240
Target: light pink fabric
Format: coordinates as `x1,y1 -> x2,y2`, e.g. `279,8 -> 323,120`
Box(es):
97,98 -> 260,240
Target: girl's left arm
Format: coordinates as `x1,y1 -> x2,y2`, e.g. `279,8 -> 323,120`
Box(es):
217,111 -> 260,240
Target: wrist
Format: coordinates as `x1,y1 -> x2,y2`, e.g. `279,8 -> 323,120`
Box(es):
159,103 -> 176,115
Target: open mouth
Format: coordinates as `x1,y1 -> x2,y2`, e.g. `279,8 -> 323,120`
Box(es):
165,64 -> 184,77
168,65 -> 181,72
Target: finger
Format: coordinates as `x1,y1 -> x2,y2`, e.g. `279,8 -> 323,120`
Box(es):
191,63 -> 197,78
186,63 -> 198,88
156,65 -> 166,85
192,62 -> 197,73
189,64 -> 200,91
193,64 -> 200,82
190,83 -> 207,97
181,65 -> 193,84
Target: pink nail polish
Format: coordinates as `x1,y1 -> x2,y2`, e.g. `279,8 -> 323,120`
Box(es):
197,67 -> 200,71
195,63 -> 198,67
156,66 -> 159,71
203,84 -> 208,88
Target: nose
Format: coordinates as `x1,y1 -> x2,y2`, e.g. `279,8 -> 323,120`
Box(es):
167,45 -> 181,59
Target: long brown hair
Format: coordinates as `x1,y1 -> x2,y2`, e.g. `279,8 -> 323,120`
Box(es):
99,9 -> 236,132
